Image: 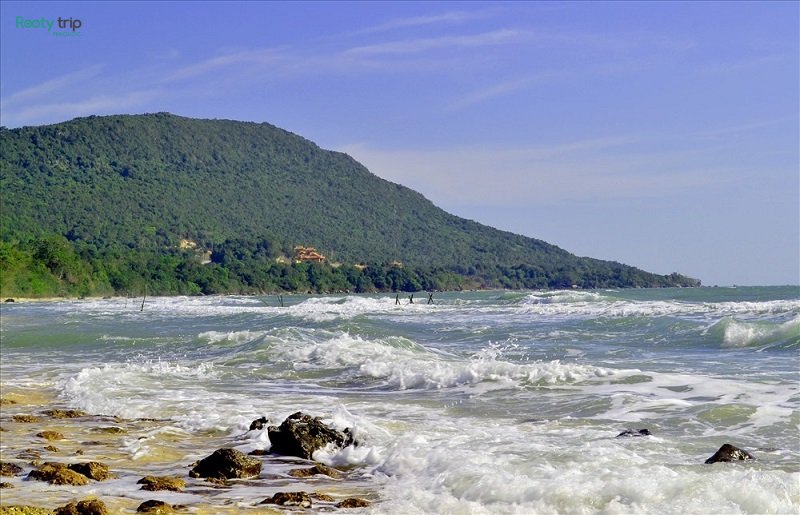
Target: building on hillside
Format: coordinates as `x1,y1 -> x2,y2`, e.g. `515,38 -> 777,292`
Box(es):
294,246 -> 326,263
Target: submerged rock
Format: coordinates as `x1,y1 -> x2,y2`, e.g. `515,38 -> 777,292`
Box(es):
616,429 -> 652,438
0,461 -> 24,476
28,462 -> 90,486
705,443 -> 754,464
137,475 -> 186,491
68,462 -> 115,481
0,482 -> 13,488
311,492 -> 335,502
54,499 -> 108,515
249,416 -> 268,431
0,398 -> 18,406
12,415 -> 40,423
36,431 -> 64,441
43,409 -> 86,419
189,448 -> 261,480
288,463 -> 342,479
336,498 -> 371,508
268,412 -> 353,460
260,491 -> 312,508
0,506 -> 52,515
136,500 -> 176,514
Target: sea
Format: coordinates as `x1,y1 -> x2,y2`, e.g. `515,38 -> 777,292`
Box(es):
0,286 -> 798,514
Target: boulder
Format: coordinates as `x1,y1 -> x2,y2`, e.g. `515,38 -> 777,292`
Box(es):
267,412 -> 353,460
189,448 -> 261,480
616,429 -> 652,438
249,416 -> 268,431
28,462 -> 89,486
137,475 -> 186,491
705,443 -> 754,464
68,462 -> 115,481
336,498 -> 371,508
54,499 -> 108,515
0,461 -> 23,476
260,491 -> 312,508
136,500 -> 175,514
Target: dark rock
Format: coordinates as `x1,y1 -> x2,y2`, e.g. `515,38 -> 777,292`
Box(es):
336,498 -> 371,508
705,443 -> 754,464
28,462 -> 90,485
189,448 -> 261,479
616,429 -> 652,438
312,492 -> 335,502
54,499 -> 108,515
36,430 -> 64,441
248,449 -> 270,456
288,463 -> 342,478
260,491 -> 312,508
249,416 -> 268,431
90,426 -> 126,434
0,482 -> 12,488
5,298 -> 14,302
136,500 -> 175,513
69,461 -> 116,481
43,409 -> 87,419
268,412 -> 353,460
137,475 -> 186,491
0,461 -> 24,476
44,445 -> 59,452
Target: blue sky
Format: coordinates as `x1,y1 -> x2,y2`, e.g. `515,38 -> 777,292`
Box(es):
2,1 -> 797,286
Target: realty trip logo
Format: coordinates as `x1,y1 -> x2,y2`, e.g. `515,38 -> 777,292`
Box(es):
16,16 -> 82,36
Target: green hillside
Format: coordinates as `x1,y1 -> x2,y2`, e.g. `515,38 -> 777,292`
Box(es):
0,113 -> 699,296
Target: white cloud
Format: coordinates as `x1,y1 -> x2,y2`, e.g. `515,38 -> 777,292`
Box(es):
0,65 -> 104,109
348,10 -> 494,36
344,29 -> 526,56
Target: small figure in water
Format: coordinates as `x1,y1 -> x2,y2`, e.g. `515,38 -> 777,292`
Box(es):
395,294 -> 400,305
427,293 -> 434,304
409,294 -> 414,304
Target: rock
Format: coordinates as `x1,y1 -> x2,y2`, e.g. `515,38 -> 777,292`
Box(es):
36,431 -> 64,441
249,416 -> 268,431
69,462 -> 115,481
137,475 -> 186,491
28,462 -> 90,486
0,482 -> 13,489
136,500 -> 175,514
12,415 -> 40,423
0,461 -> 24,476
336,498 -> 371,508
248,449 -> 270,456
17,449 -> 41,461
705,443 -> 754,464
260,491 -> 312,508
267,412 -> 353,460
4,298 -> 14,302
288,463 -> 342,478
90,426 -> 126,434
43,409 -> 86,419
54,499 -> 108,515
0,398 -> 18,405
189,448 -> 261,480
312,492 -> 335,502
0,507 -> 52,515
616,429 -> 652,438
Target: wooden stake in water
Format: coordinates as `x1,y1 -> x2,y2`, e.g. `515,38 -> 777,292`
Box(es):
140,287 -> 147,312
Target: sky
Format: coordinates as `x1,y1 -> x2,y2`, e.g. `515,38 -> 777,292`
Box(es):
1,1 -> 798,286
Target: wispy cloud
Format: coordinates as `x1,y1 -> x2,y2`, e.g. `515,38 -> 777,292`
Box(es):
161,48 -> 288,82
0,65 -> 104,109
447,71 -> 565,111
344,29 -> 526,56
348,10 -> 494,36
3,89 -> 162,127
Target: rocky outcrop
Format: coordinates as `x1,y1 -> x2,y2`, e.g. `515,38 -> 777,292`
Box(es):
249,416 -> 268,431
189,448 -> 261,480
705,443 -> 754,464
35,431 -> 64,441
267,412 -> 353,460
137,475 -> 186,491
260,491 -> 312,508
54,499 -> 108,515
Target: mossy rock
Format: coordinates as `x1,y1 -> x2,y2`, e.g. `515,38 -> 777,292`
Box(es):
0,482 -> 14,489
28,463 -> 89,486
0,461 -> 24,476
189,448 -> 261,480
43,409 -> 86,419
137,475 -> 185,491
12,415 -> 40,423
336,498 -> 371,508
53,499 -> 107,515
0,506 -> 53,515
68,462 -> 115,481
287,463 -> 342,478
0,398 -> 19,406
260,491 -> 312,508
136,500 -> 176,514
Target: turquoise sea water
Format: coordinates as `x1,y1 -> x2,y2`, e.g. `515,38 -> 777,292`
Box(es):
1,286 -> 798,513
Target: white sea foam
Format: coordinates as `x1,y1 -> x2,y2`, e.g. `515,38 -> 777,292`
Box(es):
712,316 -> 800,348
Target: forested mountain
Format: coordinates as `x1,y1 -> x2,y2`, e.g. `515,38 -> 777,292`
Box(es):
0,113 -> 699,296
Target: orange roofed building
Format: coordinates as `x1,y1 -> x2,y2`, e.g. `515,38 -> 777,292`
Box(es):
294,246 -> 326,264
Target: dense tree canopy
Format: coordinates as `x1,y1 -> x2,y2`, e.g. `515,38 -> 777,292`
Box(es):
0,113 -> 699,297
